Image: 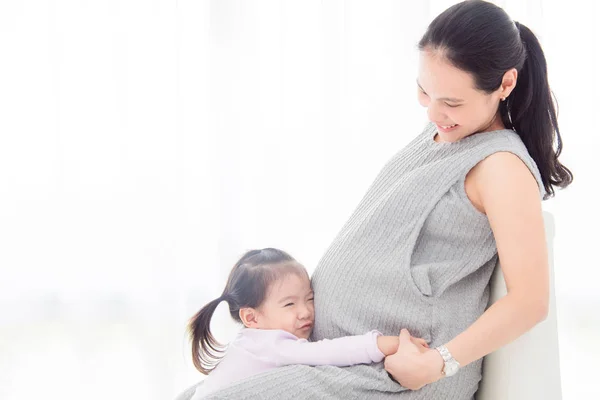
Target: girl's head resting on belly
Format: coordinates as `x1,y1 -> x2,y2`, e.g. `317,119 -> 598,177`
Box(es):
187,248 -> 314,374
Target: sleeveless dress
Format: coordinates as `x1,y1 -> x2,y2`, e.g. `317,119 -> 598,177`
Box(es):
202,122 -> 545,400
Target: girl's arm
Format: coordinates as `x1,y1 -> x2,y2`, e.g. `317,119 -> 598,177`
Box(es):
272,331 -> 427,367
273,330 -> 386,367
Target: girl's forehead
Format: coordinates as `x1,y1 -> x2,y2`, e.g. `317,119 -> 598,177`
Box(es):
268,273 -> 311,296
279,272 -> 310,287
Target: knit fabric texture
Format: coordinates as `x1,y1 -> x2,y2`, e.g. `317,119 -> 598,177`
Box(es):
201,121 -> 545,400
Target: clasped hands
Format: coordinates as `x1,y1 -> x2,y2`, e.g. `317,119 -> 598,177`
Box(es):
377,329 -> 445,390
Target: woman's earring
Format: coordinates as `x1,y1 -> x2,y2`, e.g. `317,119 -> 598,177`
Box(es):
501,97 -> 506,101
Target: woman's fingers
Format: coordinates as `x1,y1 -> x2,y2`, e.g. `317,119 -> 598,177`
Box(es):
399,328 -> 411,341
401,330 -> 431,355
408,335 -> 429,348
408,337 -> 428,353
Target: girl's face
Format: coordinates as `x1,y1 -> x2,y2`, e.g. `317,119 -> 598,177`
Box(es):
417,49 -> 511,143
254,271 -> 315,339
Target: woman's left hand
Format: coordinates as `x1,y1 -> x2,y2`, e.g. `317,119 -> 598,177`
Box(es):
384,329 -> 445,390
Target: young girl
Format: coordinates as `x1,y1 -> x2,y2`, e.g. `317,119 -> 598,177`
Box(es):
187,248 -> 429,398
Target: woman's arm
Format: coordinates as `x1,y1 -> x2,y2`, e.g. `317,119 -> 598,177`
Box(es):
385,152 -> 549,389
445,152 -> 549,368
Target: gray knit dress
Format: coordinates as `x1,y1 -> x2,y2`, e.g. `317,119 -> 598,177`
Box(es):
202,121 -> 545,400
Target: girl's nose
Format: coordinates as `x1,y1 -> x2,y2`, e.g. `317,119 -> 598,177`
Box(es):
298,305 -> 312,319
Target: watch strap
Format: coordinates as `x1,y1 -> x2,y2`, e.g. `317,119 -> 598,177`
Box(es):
435,345 -> 460,376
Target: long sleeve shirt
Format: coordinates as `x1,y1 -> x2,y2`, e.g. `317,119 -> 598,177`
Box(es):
192,328 -> 384,399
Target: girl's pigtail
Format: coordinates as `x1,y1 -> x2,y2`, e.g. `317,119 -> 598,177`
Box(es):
187,295 -> 228,374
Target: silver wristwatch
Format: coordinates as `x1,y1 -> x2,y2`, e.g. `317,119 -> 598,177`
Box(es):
434,345 -> 461,377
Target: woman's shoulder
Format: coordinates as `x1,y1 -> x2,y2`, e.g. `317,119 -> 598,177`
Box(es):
469,147 -> 545,205
464,128 -> 545,199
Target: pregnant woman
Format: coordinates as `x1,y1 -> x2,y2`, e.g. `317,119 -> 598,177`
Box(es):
197,1 -> 573,398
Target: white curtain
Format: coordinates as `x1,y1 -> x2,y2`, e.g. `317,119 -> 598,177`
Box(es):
0,1 -> 597,399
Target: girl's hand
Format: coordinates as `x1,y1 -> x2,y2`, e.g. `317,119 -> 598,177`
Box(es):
377,334 -> 429,356
384,329 -> 444,390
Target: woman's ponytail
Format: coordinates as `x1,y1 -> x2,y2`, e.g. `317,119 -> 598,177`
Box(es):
187,295 -> 228,375
501,21 -> 573,199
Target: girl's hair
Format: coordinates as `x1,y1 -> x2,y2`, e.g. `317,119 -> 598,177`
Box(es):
418,0 -> 573,199
187,248 -> 307,374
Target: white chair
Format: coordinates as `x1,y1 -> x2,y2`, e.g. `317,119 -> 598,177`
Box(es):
475,211 -> 562,399
175,211 -> 563,400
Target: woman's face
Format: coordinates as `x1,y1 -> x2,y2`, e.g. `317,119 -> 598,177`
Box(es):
417,49 -> 509,143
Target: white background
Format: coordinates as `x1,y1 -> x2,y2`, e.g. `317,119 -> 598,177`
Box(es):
0,1 -> 598,399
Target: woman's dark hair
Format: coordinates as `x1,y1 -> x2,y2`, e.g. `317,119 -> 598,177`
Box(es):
187,248 -> 306,374
418,0 -> 572,199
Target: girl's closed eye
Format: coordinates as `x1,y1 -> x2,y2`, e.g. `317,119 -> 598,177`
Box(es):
284,302 -> 294,307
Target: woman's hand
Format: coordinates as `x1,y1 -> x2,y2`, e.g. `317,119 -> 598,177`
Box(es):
384,329 -> 445,390
377,334 -> 429,356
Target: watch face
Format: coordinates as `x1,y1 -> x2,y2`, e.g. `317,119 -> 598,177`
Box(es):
445,361 -> 460,376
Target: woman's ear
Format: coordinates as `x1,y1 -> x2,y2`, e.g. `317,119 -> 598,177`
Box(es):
239,307 -> 260,328
499,68 -> 518,99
